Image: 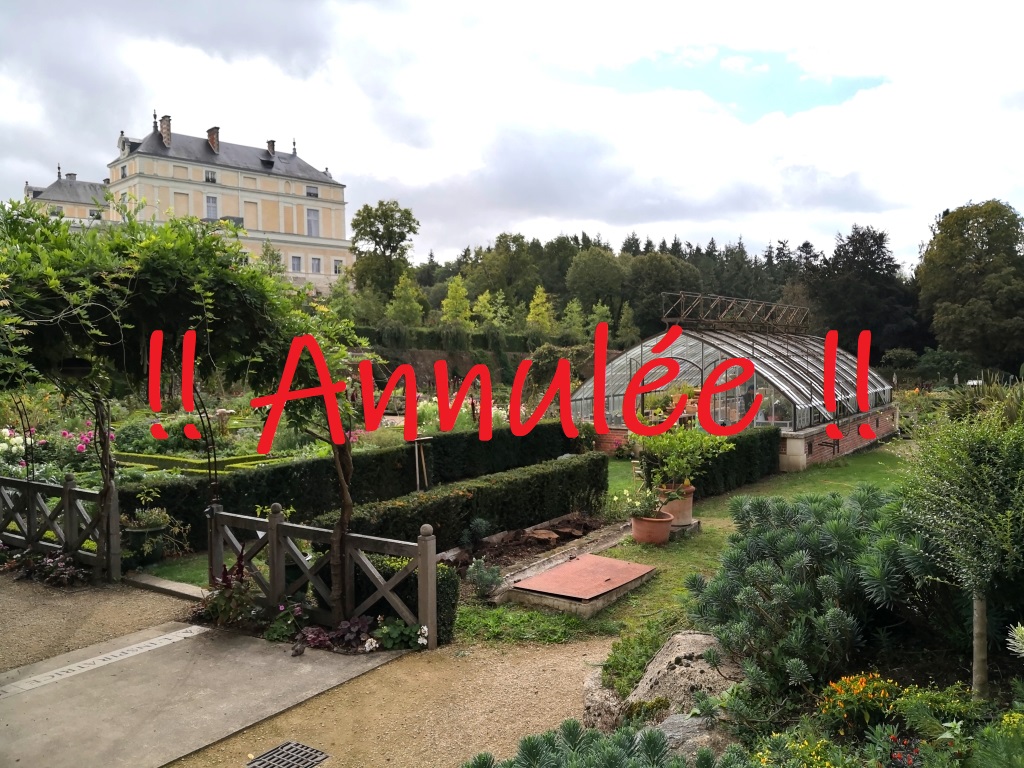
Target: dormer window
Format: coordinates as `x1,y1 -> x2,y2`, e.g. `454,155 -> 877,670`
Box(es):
205,170 -> 217,183
306,186 -> 319,198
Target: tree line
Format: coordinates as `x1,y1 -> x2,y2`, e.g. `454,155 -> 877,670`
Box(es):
330,198 -> 1024,378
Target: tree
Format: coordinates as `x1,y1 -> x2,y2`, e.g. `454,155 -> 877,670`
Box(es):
257,239 -> 284,274
465,233 -> 541,307
917,200 -> 1024,372
440,275 -> 473,332
897,412 -> 1024,698
615,301 -> 641,349
624,252 -> 702,337
414,250 -> 439,287
802,225 -> 919,359
384,273 -> 424,327
879,348 -> 919,370
565,246 -> 625,312
558,299 -> 587,345
350,200 -> 420,298
472,289 -> 511,329
525,286 -> 556,342
621,231 -> 641,257
587,301 -> 613,337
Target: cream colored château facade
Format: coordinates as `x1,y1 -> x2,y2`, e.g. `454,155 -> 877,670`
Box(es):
24,114 -> 351,290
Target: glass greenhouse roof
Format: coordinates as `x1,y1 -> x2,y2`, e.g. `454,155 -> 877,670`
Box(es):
571,329 -> 893,432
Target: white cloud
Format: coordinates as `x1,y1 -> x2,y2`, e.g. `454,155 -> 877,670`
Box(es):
5,0 -> 1024,271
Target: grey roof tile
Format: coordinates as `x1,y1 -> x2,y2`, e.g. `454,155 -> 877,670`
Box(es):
127,129 -> 340,186
35,179 -> 108,206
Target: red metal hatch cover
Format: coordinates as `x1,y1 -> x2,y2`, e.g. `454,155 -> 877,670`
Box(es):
512,554 -> 655,601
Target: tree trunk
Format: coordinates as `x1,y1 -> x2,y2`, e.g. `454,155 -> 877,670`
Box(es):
329,441 -> 354,626
972,593 -> 989,700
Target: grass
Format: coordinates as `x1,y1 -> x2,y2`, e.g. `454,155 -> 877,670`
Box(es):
146,552 -> 210,587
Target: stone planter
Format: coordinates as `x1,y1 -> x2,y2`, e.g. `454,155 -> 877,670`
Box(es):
630,512 -> 673,545
658,484 -> 695,526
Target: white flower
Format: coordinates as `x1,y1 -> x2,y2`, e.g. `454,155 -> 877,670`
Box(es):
0,444 -> 7,454
363,638 -> 379,652
418,637 -> 428,646
418,625 -> 428,636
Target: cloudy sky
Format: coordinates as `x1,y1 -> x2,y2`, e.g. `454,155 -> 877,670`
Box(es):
3,0 -> 1023,268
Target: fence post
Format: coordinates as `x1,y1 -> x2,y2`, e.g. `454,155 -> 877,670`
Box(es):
417,524 -> 437,650
25,478 -> 37,550
62,474 -> 77,553
267,503 -> 285,609
208,503 -> 224,586
106,482 -> 121,582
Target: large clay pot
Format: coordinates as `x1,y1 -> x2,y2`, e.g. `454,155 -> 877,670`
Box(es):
630,512 -> 673,545
658,484 -> 695,526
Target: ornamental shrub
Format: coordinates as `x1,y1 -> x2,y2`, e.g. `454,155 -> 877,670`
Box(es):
686,485 -> 943,737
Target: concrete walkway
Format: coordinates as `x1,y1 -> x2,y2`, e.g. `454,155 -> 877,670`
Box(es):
0,621 -> 402,768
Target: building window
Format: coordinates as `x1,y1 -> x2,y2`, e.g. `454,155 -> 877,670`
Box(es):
120,165 -> 127,179
206,196 -> 218,219
333,259 -> 344,275
306,186 -> 319,198
311,257 -> 321,274
89,209 -> 102,220
291,255 -> 302,272
205,170 -> 217,183
306,209 -> 319,237
120,192 -> 127,204
48,205 -> 62,216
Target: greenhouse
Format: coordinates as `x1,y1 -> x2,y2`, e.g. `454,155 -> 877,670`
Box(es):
570,328 -> 893,433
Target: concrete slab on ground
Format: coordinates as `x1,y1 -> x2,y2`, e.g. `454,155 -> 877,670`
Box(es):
0,621 -> 403,768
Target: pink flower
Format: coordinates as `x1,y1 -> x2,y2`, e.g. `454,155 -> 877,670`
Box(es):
29,428 -> 35,435
85,420 -> 93,427
76,444 -> 86,453
18,460 -> 25,467
61,430 -> 69,438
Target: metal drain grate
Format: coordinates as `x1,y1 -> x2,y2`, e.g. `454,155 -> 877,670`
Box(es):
246,741 -> 330,768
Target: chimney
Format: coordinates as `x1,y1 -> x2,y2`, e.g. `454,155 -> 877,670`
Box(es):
292,138 -> 296,156
267,139 -> 276,155
66,173 -> 77,182
207,126 -> 220,154
103,178 -> 110,185
57,163 -> 62,180
159,115 -> 172,147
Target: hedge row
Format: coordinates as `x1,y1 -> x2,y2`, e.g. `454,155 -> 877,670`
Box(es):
354,325 -> 530,353
692,426 -> 781,501
118,421 -> 576,548
314,452 -> 609,551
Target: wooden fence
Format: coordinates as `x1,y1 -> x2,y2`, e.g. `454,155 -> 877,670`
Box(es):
0,473 -> 121,581
208,504 -> 437,650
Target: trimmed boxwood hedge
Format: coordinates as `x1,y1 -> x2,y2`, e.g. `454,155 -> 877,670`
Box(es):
118,421 -> 577,548
313,452 -> 609,551
692,426 -> 781,501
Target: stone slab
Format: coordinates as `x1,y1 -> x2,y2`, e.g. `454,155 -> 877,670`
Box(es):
0,624 -> 403,768
512,554 -> 655,601
124,571 -> 208,601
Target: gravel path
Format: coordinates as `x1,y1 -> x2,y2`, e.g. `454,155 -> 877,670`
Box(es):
169,636 -> 616,768
0,573 -> 192,673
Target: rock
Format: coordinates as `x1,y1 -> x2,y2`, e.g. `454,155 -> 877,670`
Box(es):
655,714 -> 737,762
526,529 -> 559,542
582,669 -> 623,732
625,631 -> 742,717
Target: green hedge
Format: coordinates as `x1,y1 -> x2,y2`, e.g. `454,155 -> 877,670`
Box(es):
118,422 -> 578,547
314,452 -> 609,551
354,325 -> 529,353
692,426 -> 781,501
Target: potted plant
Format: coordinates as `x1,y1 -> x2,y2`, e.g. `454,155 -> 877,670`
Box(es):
120,488 -> 171,567
626,488 -> 673,545
638,427 -> 735,526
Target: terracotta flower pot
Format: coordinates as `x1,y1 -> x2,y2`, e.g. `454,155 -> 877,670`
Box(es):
658,484 -> 695,526
630,512 -> 673,545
